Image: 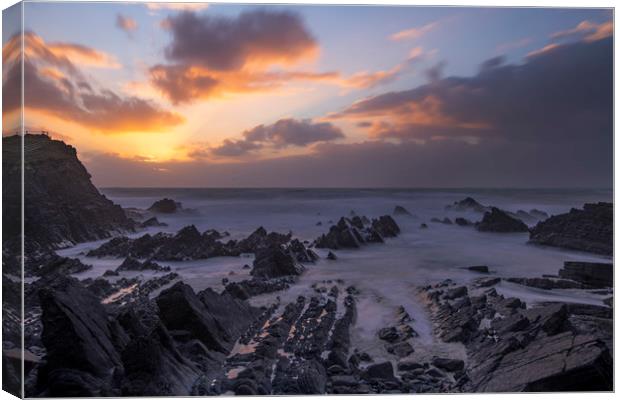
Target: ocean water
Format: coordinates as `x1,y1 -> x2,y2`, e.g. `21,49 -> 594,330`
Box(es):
59,188 -> 612,358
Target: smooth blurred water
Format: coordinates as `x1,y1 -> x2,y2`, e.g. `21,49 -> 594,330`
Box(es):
60,188 -> 612,354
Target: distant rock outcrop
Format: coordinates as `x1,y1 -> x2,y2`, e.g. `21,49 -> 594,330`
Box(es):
476,207 -> 529,233
147,198 -> 182,214
314,215 -> 400,250
446,197 -> 490,213
529,203 -> 612,255
2,134 -> 134,250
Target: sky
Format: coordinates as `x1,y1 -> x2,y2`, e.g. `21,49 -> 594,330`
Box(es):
1,2 -> 613,188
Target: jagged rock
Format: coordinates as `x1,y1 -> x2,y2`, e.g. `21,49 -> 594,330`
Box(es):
364,361 -> 395,381
393,206 -> 412,216
3,134 -> 134,250
156,282 -> 233,353
288,239 -> 318,263
447,197 -> 490,213
475,277 -> 501,287
236,227 -> 291,254
36,276 -> 127,396
140,217 -> 167,228
225,277 -> 293,300
432,358 -> 464,372
558,261 -> 612,288
251,246 -> 304,279
476,207 -> 529,233
117,257 -> 170,272
372,215 -> 400,237
315,217 -> 364,249
455,217 -> 473,226
28,253 -> 92,277
326,251 -> 338,260
529,203 -> 612,255
378,327 -> 400,343
147,198 -> 181,214
420,223 -> 428,229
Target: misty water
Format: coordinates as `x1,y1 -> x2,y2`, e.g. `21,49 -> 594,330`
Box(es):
58,188 -> 612,362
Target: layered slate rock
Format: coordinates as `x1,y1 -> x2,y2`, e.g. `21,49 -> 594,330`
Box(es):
314,215 -> 400,250
420,279 -> 613,392
3,134 -> 134,250
529,203 -> 612,255
251,246 -> 305,279
476,207 -> 529,233
558,261 -> 612,288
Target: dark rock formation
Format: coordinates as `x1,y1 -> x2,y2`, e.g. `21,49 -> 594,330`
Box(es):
3,134 -> 134,250
27,253 -> 92,277
446,197 -> 490,213
529,203 -> 612,255
251,246 -> 305,279
87,225 -> 294,261
393,206 -> 412,216
116,257 -> 171,272
314,215 -> 400,250
147,198 -> 182,214
140,217 -> 167,228
558,261 -> 612,288
505,277 -> 585,290
455,217 -> 473,226
466,265 -> 489,274
476,207 -> 529,233
327,251 -> 338,260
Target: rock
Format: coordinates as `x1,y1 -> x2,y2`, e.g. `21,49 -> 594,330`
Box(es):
505,277 -> 584,290
432,358 -> 465,372
156,282 -> 234,353
287,239 -> 318,263
365,361 -> 395,381
3,134 -> 134,250
251,246 -> 304,279
147,198 -> 181,214
454,217 -> 473,226
29,254 -> 92,277
393,206 -> 412,216
420,223 -> 428,229
558,261 -> 612,288
103,269 -> 119,277
447,197 -> 490,213
378,327 -> 400,343
331,375 -> 358,387
225,277 -> 293,299
476,207 -> 529,233
326,251 -> 338,260
475,277 -> 501,287
398,361 -> 424,371
314,217 -> 364,249
529,203 -> 612,255
372,215 -> 400,237
444,286 -> 468,300
116,257 -> 170,272
296,359 -> 326,394
140,217 -> 167,228
466,265 -> 489,274
470,332 -> 612,392
386,341 -> 414,357
37,276 -> 126,395
529,209 -> 549,219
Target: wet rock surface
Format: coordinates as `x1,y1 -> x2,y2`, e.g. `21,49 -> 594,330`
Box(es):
148,198 -> 183,214
529,202 -> 612,255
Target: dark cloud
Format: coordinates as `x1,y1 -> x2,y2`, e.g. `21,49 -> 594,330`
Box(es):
206,118 -> 344,157
332,37 -> 612,147
2,32 -> 183,133
149,64 -> 219,104
162,10 -> 317,71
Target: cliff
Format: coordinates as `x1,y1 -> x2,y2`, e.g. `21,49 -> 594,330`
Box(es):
2,134 -> 134,250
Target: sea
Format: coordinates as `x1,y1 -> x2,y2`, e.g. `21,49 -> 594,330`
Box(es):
58,188 -> 613,360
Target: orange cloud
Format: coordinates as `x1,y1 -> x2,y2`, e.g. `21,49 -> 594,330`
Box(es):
116,14 -> 138,36
2,32 -> 183,134
390,22 -> 438,41
551,20 -> 613,42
